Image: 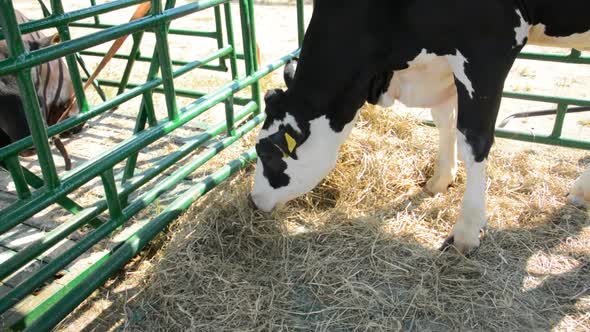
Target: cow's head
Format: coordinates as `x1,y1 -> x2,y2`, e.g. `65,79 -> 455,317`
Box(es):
249,59 -> 358,211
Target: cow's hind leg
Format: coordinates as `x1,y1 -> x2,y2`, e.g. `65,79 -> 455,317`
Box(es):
568,165 -> 590,208
426,95 -> 458,194
441,47 -> 520,253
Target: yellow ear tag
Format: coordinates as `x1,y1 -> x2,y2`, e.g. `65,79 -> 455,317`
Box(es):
285,133 -> 297,153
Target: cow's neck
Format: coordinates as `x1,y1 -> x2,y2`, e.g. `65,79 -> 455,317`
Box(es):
286,2 -> 389,133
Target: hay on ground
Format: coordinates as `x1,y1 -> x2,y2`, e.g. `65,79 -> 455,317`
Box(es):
59,104 -> 590,331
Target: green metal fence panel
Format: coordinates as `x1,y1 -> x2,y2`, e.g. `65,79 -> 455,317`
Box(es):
498,49 -> 590,149
0,0 -> 302,329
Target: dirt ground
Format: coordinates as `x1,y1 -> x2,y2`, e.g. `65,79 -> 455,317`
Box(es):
2,1 -> 590,331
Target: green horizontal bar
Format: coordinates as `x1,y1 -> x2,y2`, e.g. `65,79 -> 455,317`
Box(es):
517,50 -> 590,64
0,202 -> 104,283
70,22 -> 219,38
23,148 -> 258,331
0,102 -> 260,315
0,46 -> 233,159
0,0 -> 231,76
0,0 -> 147,40
121,104 -> 262,194
422,120 -> 590,150
502,91 -> 590,107
79,50 -> 228,70
93,78 -> 252,105
494,128 -> 590,150
11,247 -> 111,331
22,168 -> 102,228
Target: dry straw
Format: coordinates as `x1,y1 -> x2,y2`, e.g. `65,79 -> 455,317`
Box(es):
61,102 -> 589,331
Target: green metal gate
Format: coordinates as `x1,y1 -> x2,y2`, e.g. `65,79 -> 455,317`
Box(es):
498,49 -> 590,149
0,0 -> 303,330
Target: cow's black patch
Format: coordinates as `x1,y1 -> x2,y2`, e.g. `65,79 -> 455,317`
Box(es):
256,138 -> 290,189
367,71 -> 394,105
524,1 -> 590,38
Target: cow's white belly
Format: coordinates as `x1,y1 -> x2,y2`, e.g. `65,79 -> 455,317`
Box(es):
529,24 -> 590,51
378,25 -> 590,111
378,53 -> 456,109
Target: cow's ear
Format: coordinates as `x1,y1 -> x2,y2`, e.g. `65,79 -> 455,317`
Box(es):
268,127 -> 299,159
263,89 -> 285,117
367,70 -> 394,105
264,88 -> 285,106
283,57 -> 298,89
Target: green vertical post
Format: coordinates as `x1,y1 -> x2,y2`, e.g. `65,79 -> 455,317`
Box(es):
4,156 -> 31,199
549,103 -> 568,138
569,49 -> 581,59
238,0 -> 253,75
36,0 -> 52,17
296,0 -> 305,46
225,95 -> 236,136
152,0 -> 179,121
117,31 -> 146,96
119,112 -> 146,203
0,2 -> 60,189
101,168 -> 123,219
121,46 -> 161,185
154,27 -> 179,121
121,0 -> 185,185
247,0 -> 261,110
50,0 -> 90,114
121,104 -> 150,184
76,53 -> 108,101
90,0 -> 101,24
238,0 -> 261,112
214,5 -> 228,71
223,2 -> 238,80
21,168 -> 104,227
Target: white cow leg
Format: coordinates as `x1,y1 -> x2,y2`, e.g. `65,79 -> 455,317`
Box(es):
426,96 -> 458,194
567,164 -> 590,208
444,131 -> 487,253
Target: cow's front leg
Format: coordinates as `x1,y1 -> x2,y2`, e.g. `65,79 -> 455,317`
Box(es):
441,47 -> 520,253
443,131 -> 488,252
568,165 -> 590,208
426,95 -> 458,194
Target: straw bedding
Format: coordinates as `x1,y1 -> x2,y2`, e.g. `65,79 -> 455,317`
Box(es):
60,103 -> 589,331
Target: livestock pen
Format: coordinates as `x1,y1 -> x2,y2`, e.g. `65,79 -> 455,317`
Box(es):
0,1 -> 589,331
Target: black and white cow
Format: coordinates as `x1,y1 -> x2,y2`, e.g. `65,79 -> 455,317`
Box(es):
0,10 -> 80,167
249,0 -> 590,253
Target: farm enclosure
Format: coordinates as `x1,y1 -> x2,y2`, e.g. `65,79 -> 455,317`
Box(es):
0,1 -> 589,331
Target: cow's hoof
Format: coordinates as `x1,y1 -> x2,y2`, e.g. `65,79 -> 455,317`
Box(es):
567,170 -> 590,209
440,230 -> 482,255
425,174 -> 453,194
